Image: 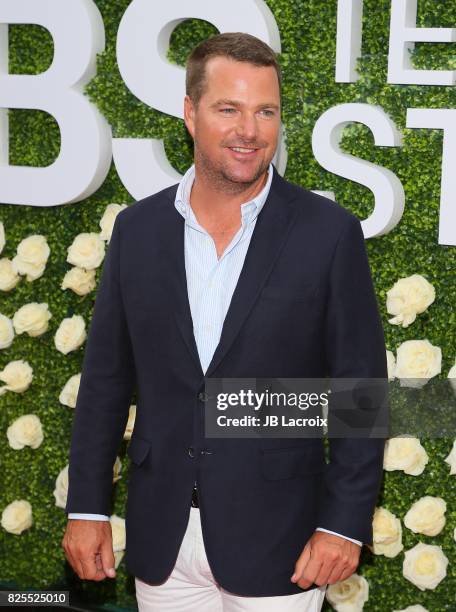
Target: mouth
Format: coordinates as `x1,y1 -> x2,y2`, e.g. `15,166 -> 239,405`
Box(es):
227,146 -> 259,159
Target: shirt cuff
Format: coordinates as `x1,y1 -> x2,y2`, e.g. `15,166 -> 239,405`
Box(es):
68,513 -> 110,521
316,527 -> 362,546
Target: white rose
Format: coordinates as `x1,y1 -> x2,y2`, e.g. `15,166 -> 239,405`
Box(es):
61,266 -> 96,296
393,606 -> 429,612
387,274 -> 435,328
113,550 -> 124,569
54,315 -> 86,354
110,514 -> 126,552
59,373 -> 81,408
0,359 -> 33,395
113,456 -> 122,483
386,350 -> 396,381
0,313 -> 14,349
383,437 -> 429,476
13,302 -> 52,337
0,221 -> 4,255
1,500 -> 33,534
7,414 -> 43,450
372,507 -> 403,557
444,439 -> 456,475
0,258 -> 21,291
53,465 -> 69,509
403,543 -> 448,591
448,361 -> 456,394
67,233 -> 105,270
12,234 -> 50,281
326,573 -> 369,612
394,339 -> 441,388
99,204 -> 128,242
123,405 -> 136,440
404,496 -> 446,536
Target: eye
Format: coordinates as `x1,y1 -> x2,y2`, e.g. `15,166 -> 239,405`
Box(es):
260,109 -> 275,117
220,108 -> 236,114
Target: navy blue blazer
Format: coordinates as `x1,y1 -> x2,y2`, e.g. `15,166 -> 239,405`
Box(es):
66,164 -> 388,596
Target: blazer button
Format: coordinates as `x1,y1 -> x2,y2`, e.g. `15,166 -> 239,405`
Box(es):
198,392 -> 209,402
188,447 -> 196,458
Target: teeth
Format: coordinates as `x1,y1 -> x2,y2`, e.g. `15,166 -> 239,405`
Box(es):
231,147 -> 255,153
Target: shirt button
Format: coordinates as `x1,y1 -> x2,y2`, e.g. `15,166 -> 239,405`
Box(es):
188,447 -> 196,458
198,392 -> 209,402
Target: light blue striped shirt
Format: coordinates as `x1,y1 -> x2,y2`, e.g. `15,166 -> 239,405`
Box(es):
175,162 -> 274,373
69,163 -> 362,545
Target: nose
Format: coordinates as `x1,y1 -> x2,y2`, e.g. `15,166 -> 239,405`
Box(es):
235,112 -> 258,142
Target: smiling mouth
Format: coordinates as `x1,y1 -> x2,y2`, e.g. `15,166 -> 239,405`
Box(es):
228,146 -> 259,155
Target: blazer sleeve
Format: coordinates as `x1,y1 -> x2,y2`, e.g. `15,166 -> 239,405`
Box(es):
65,213 -> 136,516
316,215 -> 389,546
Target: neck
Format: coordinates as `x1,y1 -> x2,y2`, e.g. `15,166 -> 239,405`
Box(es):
189,163 -> 269,226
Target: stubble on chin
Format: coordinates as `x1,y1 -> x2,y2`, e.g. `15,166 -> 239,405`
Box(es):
194,146 -> 269,195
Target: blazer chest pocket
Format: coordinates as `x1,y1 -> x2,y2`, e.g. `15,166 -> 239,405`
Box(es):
261,446 -> 326,480
127,435 -> 151,467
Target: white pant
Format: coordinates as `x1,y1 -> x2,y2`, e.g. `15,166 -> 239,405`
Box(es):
135,507 -> 327,611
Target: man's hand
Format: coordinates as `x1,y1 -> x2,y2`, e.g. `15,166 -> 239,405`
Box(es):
291,531 -> 360,589
62,519 -> 116,581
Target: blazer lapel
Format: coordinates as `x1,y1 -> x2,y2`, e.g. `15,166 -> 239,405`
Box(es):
205,166 -> 299,377
162,188 -> 205,378
161,165 -> 300,379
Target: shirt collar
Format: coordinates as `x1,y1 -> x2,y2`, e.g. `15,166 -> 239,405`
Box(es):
174,162 -> 274,226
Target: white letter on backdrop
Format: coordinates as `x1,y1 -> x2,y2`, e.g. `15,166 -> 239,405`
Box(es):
388,0 -> 456,85
407,108 -> 456,246
311,103 -> 404,238
0,22 -> 7,168
114,0 -> 286,199
0,0 -> 111,207
335,0 -> 364,82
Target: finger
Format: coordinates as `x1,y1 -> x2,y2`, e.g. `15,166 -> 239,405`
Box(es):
323,560 -> 347,585
298,556 -> 323,589
100,539 -> 116,578
291,543 -> 311,582
75,557 -> 87,580
95,553 -> 107,577
63,544 -> 85,580
62,527 -> 87,580
80,555 -> 104,581
70,550 -> 86,580
95,553 -> 103,571
336,564 -> 357,583
313,557 -> 340,586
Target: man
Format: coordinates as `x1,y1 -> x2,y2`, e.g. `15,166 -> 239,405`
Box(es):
63,32 -> 388,611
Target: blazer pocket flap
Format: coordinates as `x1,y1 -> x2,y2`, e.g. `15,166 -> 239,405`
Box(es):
127,435 -> 151,466
261,446 -> 326,480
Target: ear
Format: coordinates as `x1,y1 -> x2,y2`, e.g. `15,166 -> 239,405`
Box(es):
184,95 -> 195,139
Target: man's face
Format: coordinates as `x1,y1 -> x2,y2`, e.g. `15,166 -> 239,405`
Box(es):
184,56 -> 281,188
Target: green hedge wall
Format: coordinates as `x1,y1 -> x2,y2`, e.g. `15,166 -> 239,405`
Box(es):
0,1 -> 455,610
